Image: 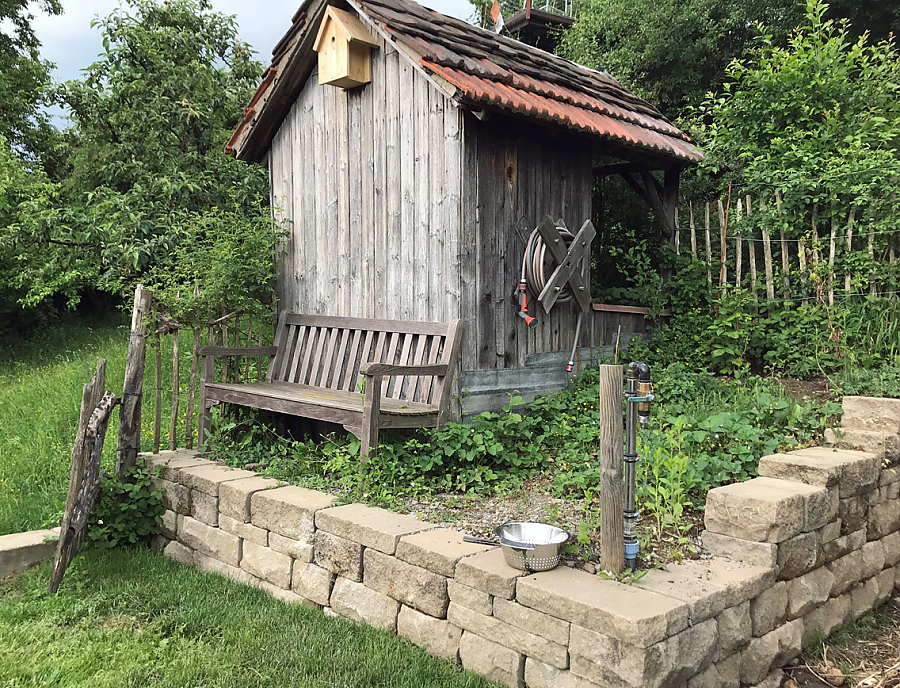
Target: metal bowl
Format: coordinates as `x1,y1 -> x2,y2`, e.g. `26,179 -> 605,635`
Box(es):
494,522 -> 570,572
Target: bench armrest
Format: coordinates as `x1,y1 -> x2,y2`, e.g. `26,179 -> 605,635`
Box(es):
359,362 -> 449,377
199,345 -> 279,357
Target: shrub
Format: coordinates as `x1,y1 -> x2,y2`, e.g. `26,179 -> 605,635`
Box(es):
87,464 -> 164,548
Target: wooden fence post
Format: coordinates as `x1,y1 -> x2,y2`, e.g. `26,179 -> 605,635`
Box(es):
115,284 -> 151,480
598,364 -> 624,575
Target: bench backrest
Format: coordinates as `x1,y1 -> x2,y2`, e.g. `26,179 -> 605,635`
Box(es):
268,314 -> 462,408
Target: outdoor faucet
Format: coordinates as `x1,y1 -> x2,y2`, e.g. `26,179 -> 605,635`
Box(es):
624,361 -> 653,569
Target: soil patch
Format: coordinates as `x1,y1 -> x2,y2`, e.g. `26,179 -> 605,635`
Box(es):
778,377 -> 836,405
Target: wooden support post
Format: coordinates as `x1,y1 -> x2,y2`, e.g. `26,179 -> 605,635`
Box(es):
844,209 -> 855,292
868,225 -> 876,296
776,191 -> 791,300
169,330 -> 179,451
828,216 -> 837,305
360,373 -> 383,462
115,285 -> 151,480
746,197 -> 758,300
185,328 -> 200,449
598,364 -> 624,575
717,199 -> 728,288
153,334 -> 161,454
735,198 -> 743,288
760,201 -> 775,301
704,202 -> 712,284
689,201 -> 698,258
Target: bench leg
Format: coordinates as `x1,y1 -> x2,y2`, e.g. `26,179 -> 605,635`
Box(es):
198,355 -> 210,450
360,374 -> 382,463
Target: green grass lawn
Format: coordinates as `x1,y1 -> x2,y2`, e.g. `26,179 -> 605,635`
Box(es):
0,548 -> 492,688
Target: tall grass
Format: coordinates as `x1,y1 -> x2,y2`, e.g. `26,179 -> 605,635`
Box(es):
0,316 -> 212,535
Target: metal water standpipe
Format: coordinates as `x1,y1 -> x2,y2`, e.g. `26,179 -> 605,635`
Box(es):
624,361 -> 653,570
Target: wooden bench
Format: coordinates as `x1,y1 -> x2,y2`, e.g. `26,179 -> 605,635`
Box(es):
198,314 -> 463,459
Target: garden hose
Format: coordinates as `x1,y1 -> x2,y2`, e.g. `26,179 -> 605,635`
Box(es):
517,222 -> 586,374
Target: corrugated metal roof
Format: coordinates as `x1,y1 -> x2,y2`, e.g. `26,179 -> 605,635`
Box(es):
228,0 -> 702,165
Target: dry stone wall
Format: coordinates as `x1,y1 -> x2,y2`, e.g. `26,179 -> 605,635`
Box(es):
148,447 -> 900,688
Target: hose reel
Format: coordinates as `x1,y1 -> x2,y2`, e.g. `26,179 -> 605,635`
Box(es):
517,216 -> 596,372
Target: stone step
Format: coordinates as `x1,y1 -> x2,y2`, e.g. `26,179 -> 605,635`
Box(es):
704,477 -> 835,543
759,448 -> 881,496
0,527 -> 60,579
825,427 -> 900,460
840,396 -> 900,433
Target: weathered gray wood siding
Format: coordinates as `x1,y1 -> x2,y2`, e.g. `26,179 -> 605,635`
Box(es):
269,36 -> 463,324
459,114 -> 644,373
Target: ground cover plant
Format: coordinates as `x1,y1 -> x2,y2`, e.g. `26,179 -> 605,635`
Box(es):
0,549 -> 493,688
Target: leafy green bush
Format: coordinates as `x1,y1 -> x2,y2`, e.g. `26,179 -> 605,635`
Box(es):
833,366 -> 900,399
87,464 -> 164,548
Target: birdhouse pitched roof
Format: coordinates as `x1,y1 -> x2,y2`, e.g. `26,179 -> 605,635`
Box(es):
314,6 -> 379,52
226,0 -> 702,166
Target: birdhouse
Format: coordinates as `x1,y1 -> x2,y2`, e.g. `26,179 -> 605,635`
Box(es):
314,6 -> 379,89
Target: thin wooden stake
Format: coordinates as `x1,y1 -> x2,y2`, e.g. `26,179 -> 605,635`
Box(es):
674,206 -> 681,255
185,328 -> 200,449
115,284 -> 151,480
689,201 -> 697,258
598,364 -> 624,575
169,330 -> 180,451
776,191 -> 790,300
153,334 -> 162,454
868,225 -> 876,297
828,216 -> 837,305
759,200 -> 775,301
245,316 -> 253,382
705,202 -> 712,284
735,198 -> 743,288
746,196 -> 758,300
221,321 -> 229,383
718,196 -> 729,289
844,209 -> 855,292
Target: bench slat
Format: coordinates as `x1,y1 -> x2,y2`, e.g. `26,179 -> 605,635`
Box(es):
384,331 -> 401,396
420,334 -> 443,404
342,329 -> 363,392
330,328 -> 351,391
391,332 -> 415,399
298,326 -> 319,385
286,313 -> 450,336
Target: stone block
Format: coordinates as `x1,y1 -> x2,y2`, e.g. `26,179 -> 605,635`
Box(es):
398,604 -> 462,662
190,489 -> 218,526
448,602 -> 568,668
516,566 -> 689,647
882,531 -> 900,567
740,619 -> 803,685
174,463 -> 256,496
753,669 -> 785,688
454,548 -> 523,600
850,576 -> 879,619
805,488 -> 840,532
787,566 -> 834,619
875,568 -> 895,606
364,548 -> 449,618
569,618 -> 717,688
177,515 -> 240,566
459,631 -> 524,688
821,533 -> 852,563
152,477 -> 191,514
240,540 -> 292,589
525,658 -> 578,688
793,446 -> 881,497
219,513 -> 268,546
714,653 -> 742,688
493,597 -> 570,646
777,531 -> 819,579
840,396 -> 900,434
860,540 -> 886,580
396,528 -> 493,577
826,428 -> 900,463
802,594 -> 848,646
268,532 -> 313,563
868,500 -> 900,540
715,602 -> 751,661
828,549 -> 865,596
193,550 -> 256,585
315,503 -> 432,554
701,531 -> 777,568
839,496 -> 868,535
704,477 -> 823,543
256,579 -> 318,607
145,452 -> 211,482
163,539 -> 194,567
848,528 -> 867,551
880,465 -> 900,486
330,576 -> 400,633
750,581 -> 787,637
150,535 -> 167,551
219,476 -> 281,522
314,530 -> 363,581
758,452 -> 844,487
250,486 -> 336,542
819,520 -> 841,544
160,509 -> 178,540
291,561 -> 334,607
686,662 -> 720,688
447,579 -> 492,615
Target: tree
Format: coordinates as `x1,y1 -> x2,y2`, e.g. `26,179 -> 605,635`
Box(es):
5,0 -> 272,312
557,0 -> 900,115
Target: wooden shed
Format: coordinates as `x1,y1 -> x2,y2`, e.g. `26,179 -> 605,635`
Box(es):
226,0 -> 702,416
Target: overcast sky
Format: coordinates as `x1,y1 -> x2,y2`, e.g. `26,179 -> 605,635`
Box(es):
33,0 -> 474,117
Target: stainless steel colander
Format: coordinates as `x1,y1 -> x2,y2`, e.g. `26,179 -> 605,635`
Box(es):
463,522 -> 570,572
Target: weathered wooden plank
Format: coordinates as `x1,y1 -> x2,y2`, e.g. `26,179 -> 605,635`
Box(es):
444,103 -> 462,324
336,86 -> 351,316
331,328 -> 351,390
385,48 -> 402,320
459,114 -> 478,371
169,330 -> 179,451
372,39 -> 388,318
717,199 -> 728,287
342,329 -> 363,391
301,80 -> 318,313
414,69 -> 430,321
116,285 -> 151,479
313,70 -> 329,315
153,335 -> 162,454
185,327 -> 200,449
400,57 -> 416,321
285,313 -> 450,334
290,96 -> 305,312
476,124 -> 497,369
735,198 -> 743,288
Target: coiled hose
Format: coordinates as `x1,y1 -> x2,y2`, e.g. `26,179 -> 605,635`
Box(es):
518,222 -> 585,374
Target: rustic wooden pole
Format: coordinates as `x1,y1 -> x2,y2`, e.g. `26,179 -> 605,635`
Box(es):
746,197 -> 758,300
115,285 -> 151,480
844,209 -> 855,292
704,202 -> 712,284
245,315 -> 253,382
169,330 -> 180,451
717,198 -> 728,288
689,201 -> 697,258
868,226 -> 876,296
153,334 -> 162,454
221,321 -> 229,383
828,216 -> 837,305
598,364 -> 624,575
735,198 -> 743,288
674,206 -> 681,255
185,328 -> 200,449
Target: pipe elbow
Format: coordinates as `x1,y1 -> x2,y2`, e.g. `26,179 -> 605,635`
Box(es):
628,360 -> 651,383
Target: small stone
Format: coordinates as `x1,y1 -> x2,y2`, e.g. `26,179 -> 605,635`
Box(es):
330,577 -> 400,633
777,531 -> 819,579
524,658 -> 578,688
447,579 -> 492,615
828,550 -> 865,596
850,576 -> 879,619
582,562 -> 595,574
190,489 -> 218,526
715,602 -> 751,661
160,509 -> 178,539
839,496 -> 868,534
240,540 -> 292,589
868,500 -> 900,540
152,477 -> 191,514
162,540 -> 193,566
787,566 -> 834,619
750,581 -> 787,637
860,540 -> 886,580
145,453 -> 211,482
740,620 -> 803,685
397,605 -> 462,662
314,531 -> 363,582
458,631 -> 524,688
882,531 -> 900,567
